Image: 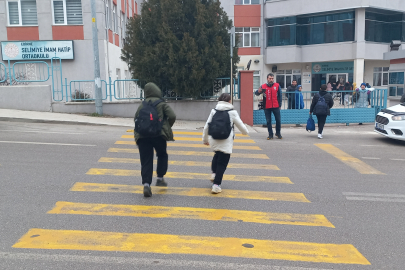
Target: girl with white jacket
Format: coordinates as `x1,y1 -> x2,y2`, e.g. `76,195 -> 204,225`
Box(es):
202,93 -> 249,194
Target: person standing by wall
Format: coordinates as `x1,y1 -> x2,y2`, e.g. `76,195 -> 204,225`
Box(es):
295,85 -> 305,109
309,84 -> 334,139
255,73 -> 283,140
202,93 -> 249,194
354,83 -> 371,125
286,80 -> 298,109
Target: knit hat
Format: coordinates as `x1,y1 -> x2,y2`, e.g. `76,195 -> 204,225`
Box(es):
297,85 -> 302,89
361,83 -> 367,87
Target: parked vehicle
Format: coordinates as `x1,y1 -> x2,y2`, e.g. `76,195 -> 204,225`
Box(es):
375,102 -> 405,141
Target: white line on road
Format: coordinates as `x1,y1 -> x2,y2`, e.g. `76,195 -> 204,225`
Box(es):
1,130 -> 86,135
343,192 -> 405,198
0,141 -> 96,147
391,158 -> 405,161
346,197 -> 405,203
361,157 -> 381,160
360,145 -> 384,147
0,252 -> 334,270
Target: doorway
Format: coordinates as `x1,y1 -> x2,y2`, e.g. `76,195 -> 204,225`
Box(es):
327,73 -> 348,88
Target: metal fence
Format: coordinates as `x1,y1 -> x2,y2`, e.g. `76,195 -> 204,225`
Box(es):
253,89 -> 387,125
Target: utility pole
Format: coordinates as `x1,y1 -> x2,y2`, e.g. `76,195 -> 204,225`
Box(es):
91,0 -> 103,115
230,26 -> 234,104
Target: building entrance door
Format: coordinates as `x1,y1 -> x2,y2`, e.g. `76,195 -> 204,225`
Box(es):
327,73 -> 348,88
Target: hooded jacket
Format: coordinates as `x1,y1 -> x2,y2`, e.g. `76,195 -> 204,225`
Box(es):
310,90 -> 334,116
202,101 -> 249,154
134,83 -> 176,142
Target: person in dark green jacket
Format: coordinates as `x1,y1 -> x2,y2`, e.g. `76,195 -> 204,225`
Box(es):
134,82 -> 176,197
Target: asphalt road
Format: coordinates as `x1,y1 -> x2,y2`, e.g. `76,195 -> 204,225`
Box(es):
0,121 -> 404,270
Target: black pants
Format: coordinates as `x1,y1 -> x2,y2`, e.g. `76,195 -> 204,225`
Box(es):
211,151 -> 231,186
137,136 -> 168,185
264,107 -> 281,137
316,115 -> 327,134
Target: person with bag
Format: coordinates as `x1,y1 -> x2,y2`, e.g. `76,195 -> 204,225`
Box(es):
202,93 -> 249,194
254,73 -> 283,140
309,84 -> 334,139
134,82 -> 176,197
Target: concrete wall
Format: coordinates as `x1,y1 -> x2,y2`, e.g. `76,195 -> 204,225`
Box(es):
52,100 -> 241,121
0,85 -> 52,111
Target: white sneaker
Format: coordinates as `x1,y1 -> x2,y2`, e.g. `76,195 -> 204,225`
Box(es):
211,184 -> 222,194
210,173 -> 215,183
318,134 -> 323,139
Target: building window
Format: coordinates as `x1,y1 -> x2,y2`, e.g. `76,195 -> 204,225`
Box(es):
267,17 -> 296,46
365,11 -> 404,43
235,0 -> 260,4
253,71 -> 260,90
235,27 -> 260,47
52,0 -> 83,25
389,72 -> 404,97
276,70 -> 301,89
373,67 -> 389,87
7,0 -> 38,26
112,4 -> 117,32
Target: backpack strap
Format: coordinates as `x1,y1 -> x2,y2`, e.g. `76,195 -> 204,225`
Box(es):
151,99 -> 164,107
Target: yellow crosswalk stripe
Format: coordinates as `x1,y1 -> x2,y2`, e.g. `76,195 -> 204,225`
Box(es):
98,157 -> 280,170
115,141 -> 261,150
49,201 -> 333,227
120,136 -> 256,144
108,148 -> 268,158
126,130 -> 250,137
86,168 -> 292,184
71,182 -> 310,202
13,228 -> 369,265
315,144 -> 384,175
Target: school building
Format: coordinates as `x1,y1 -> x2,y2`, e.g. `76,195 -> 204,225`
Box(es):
223,0 -> 405,100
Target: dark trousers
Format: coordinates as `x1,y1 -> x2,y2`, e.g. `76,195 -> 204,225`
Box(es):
211,151 -> 231,186
137,136 -> 168,185
316,115 -> 327,134
264,107 -> 281,137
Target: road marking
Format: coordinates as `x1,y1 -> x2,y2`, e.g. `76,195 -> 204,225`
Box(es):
115,141 -> 261,150
13,228 -> 369,265
86,168 -> 292,184
315,144 -> 384,175
126,130 -> 250,138
121,135 -> 255,144
108,148 -> 269,159
0,252 -> 339,270
0,141 -> 96,147
361,157 -> 380,160
71,182 -> 310,202
1,130 -> 86,135
49,201 -> 333,227
98,157 -> 280,170
343,192 -> 405,202
391,158 -> 405,161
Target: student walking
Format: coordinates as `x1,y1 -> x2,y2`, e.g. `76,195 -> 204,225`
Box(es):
309,84 -> 334,139
134,82 -> 176,197
202,93 -> 249,194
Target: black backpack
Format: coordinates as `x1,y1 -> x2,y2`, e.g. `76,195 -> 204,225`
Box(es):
134,99 -> 164,137
208,109 -> 233,140
313,94 -> 328,115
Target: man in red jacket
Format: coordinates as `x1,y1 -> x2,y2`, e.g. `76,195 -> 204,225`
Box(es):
255,73 -> 283,140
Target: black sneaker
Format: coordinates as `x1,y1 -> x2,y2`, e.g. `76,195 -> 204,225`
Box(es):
143,185 -> 152,197
156,178 -> 168,187
267,136 -> 273,140
275,134 -> 283,139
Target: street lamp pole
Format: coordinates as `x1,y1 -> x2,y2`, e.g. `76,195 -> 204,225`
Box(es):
91,0 -> 103,115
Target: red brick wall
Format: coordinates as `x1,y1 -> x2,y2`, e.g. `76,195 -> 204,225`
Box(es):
234,5 -> 261,27
52,25 -> 84,40
7,27 -> 39,41
238,47 -> 261,56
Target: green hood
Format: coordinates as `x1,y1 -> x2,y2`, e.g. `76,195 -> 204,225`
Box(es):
144,83 -> 162,99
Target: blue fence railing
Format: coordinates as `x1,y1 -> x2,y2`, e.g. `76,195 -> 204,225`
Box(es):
0,62 -> 7,83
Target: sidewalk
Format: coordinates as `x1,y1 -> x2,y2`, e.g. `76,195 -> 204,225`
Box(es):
0,109 -> 257,133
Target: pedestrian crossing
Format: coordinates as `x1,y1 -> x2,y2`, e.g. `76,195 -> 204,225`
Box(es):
12,129 -> 371,266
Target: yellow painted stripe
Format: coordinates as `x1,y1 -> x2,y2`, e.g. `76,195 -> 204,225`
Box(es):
71,182 -> 310,202
115,141 -> 261,150
126,130 -> 250,137
315,144 -> 384,175
86,168 -> 292,184
108,148 -> 268,159
49,201 -> 334,228
98,157 -> 279,170
121,136 -> 255,144
13,228 -> 369,265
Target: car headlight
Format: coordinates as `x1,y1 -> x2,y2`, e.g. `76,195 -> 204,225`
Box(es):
392,115 -> 405,121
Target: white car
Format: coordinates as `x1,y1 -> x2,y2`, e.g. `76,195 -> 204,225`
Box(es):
375,102 -> 405,141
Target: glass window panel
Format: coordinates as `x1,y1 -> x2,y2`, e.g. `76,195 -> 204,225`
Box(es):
21,0 -> 38,25
235,33 -> 243,47
235,0 -> 243,4
243,27 -> 250,32
293,69 -> 301,74
277,70 -> 284,74
244,0 -> 249,4
373,72 -> 382,86
374,67 -> 382,72
253,75 -> 260,90
235,27 -> 243,32
53,1 -> 64,24
66,0 -> 82,24
251,27 -> 259,32
243,33 -> 250,46
251,0 -> 260,4
398,87 -> 404,96
390,72 -> 405,84
383,67 -> 389,72
8,2 -> 19,25
276,75 -> 285,88
293,75 -> 301,85
251,33 -> 259,47
286,75 -> 292,88
285,70 -> 292,74
389,86 -> 397,96
383,73 -> 388,85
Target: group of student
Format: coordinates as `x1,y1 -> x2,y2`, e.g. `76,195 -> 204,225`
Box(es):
134,82 -> 248,197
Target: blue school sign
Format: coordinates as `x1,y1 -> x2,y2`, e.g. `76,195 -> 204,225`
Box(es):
312,62 -> 354,74
1,40 -> 74,61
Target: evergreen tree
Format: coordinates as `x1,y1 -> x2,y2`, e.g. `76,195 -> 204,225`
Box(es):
121,0 -> 239,98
